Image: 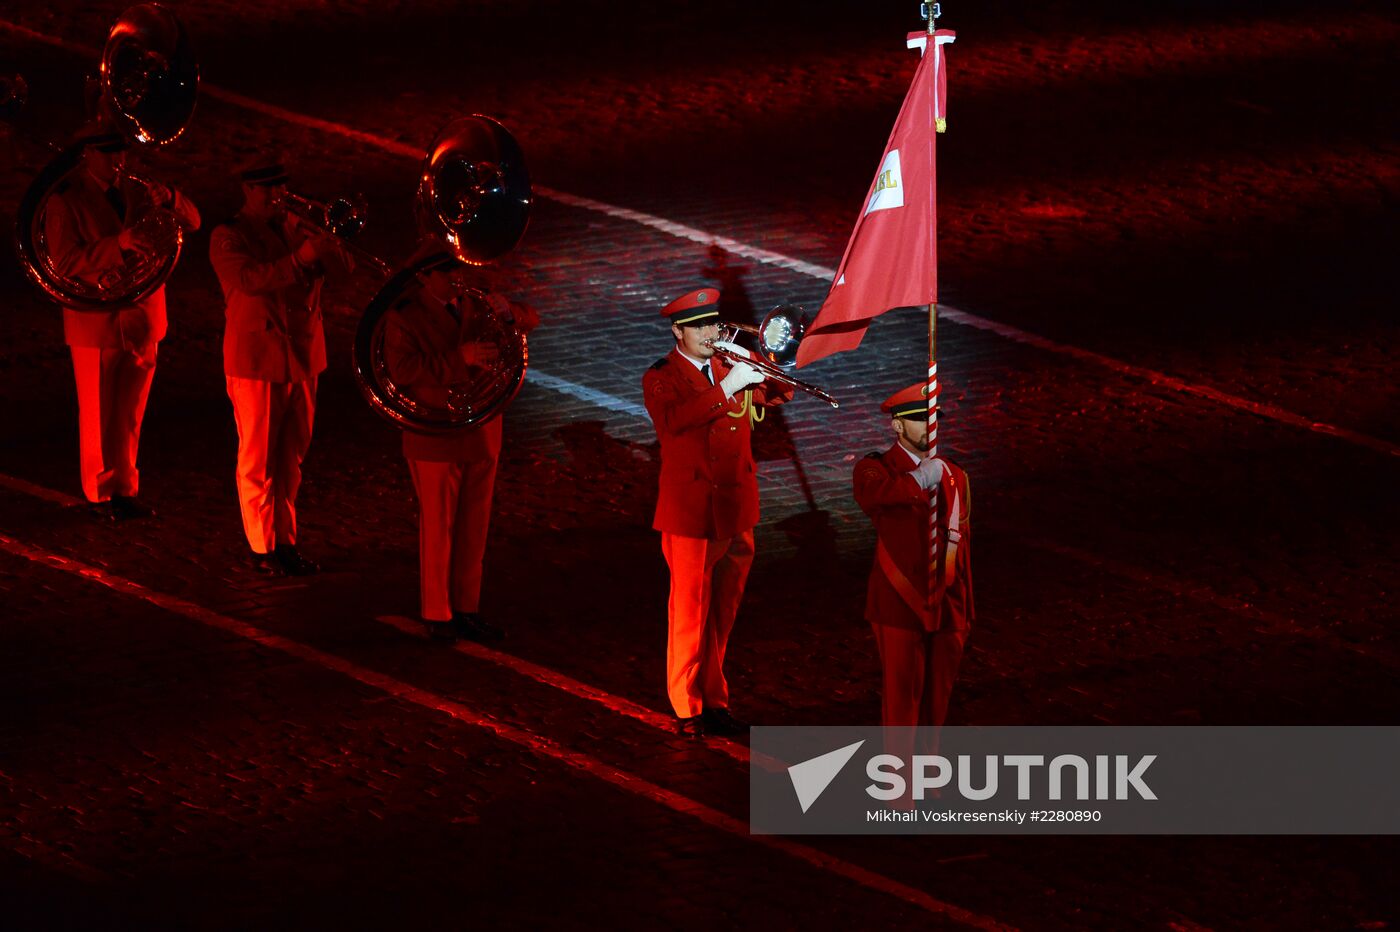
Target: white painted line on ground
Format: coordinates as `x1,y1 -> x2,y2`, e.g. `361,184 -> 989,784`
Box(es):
376,614 -> 795,771
0,472 -> 83,506
0,532 -> 1011,930
2,16 -> 1390,459
523,370 -> 649,419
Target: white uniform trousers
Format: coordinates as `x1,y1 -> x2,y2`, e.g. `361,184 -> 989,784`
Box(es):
70,344 -> 157,503
225,375 -> 316,554
408,452 -> 500,623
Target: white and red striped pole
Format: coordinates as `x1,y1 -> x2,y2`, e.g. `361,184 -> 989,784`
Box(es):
924,1 -> 941,624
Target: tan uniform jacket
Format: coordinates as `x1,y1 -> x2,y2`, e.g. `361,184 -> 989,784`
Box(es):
44,168 -> 199,350
209,212 -> 351,382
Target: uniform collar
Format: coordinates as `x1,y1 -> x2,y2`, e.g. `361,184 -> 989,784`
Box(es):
675,345 -> 711,373
671,345 -> 724,384
886,442 -> 920,471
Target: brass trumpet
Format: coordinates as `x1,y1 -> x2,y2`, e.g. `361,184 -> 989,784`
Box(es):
282,190 -> 388,275
704,305 -> 840,408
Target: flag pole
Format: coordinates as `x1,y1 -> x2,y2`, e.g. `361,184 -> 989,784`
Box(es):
924,2 -> 941,624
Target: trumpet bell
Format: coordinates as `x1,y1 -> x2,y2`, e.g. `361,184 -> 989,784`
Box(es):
754,304 -> 808,368
100,3 -> 199,145
418,115 -> 531,265
323,195 -> 367,238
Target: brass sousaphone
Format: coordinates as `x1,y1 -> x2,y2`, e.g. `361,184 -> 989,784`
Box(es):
352,115 -> 532,433
12,3 -> 198,309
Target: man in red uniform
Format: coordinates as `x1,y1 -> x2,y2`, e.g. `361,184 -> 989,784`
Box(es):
852,380 -> 973,729
642,288 -> 793,737
384,249 -> 538,642
209,162 -> 351,575
44,123 -> 200,519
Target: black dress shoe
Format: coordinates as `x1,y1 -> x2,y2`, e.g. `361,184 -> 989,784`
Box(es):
274,545 -> 319,576
451,612 -> 504,643
423,620 -> 457,642
676,715 -> 706,738
110,495 -> 154,520
702,708 -> 748,736
88,501 -> 117,522
246,551 -> 285,576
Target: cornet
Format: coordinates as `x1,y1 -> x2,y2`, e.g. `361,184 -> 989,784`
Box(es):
704,305 -> 840,408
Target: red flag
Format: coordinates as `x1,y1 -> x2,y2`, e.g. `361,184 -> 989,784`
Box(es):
796,30 -> 955,368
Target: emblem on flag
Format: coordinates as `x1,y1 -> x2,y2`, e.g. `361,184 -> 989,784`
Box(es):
864,150 -> 904,216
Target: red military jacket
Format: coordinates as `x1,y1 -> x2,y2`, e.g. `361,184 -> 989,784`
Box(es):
853,443 -> 974,633
643,347 -> 792,540
209,211 -> 351,383
383,289 -> 533,463
43,168 -> 200,351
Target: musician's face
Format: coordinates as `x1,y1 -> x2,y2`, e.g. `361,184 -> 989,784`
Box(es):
673,320 -> 719,360
244,182 -> 286,219
894,415 -> 930,454
421,268 -> 457,304
84,147 -> 124,186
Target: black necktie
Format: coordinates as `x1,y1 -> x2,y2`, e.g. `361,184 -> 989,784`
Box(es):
105,186 -> 127,220
445,301 -> 461,324
701,363 -> 713,385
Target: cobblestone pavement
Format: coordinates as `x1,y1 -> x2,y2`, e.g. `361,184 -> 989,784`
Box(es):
1,1 -> 1397,928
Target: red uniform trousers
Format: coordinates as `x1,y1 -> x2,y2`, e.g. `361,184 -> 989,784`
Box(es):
406,417 -> 502,623
872,609 -> 968,729
662,529 -> 754,719
69,344 -> 157,502
225,375 -> 316,554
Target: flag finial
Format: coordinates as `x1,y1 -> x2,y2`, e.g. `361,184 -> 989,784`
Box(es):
920,2 -> 941,35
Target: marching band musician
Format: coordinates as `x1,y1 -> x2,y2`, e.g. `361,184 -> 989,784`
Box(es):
852,381 -> 974,729
384,246 -> 538,643
642,288 -> 793,737
44,120 -> 200,519
209,161 -> 352,576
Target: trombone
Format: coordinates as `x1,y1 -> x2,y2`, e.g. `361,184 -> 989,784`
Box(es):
704,305 -> 840,408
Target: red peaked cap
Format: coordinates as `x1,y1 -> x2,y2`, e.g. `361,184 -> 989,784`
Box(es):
881,379 -> 935,419
661,288 -> 721,325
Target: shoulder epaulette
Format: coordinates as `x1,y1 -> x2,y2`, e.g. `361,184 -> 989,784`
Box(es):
863,451 -> 883,460
649,357 -> 669,370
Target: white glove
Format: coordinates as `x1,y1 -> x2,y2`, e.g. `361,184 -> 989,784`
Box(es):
912,455 -> 945,490
711,339 -> 750,359
719,360 -> 764,396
